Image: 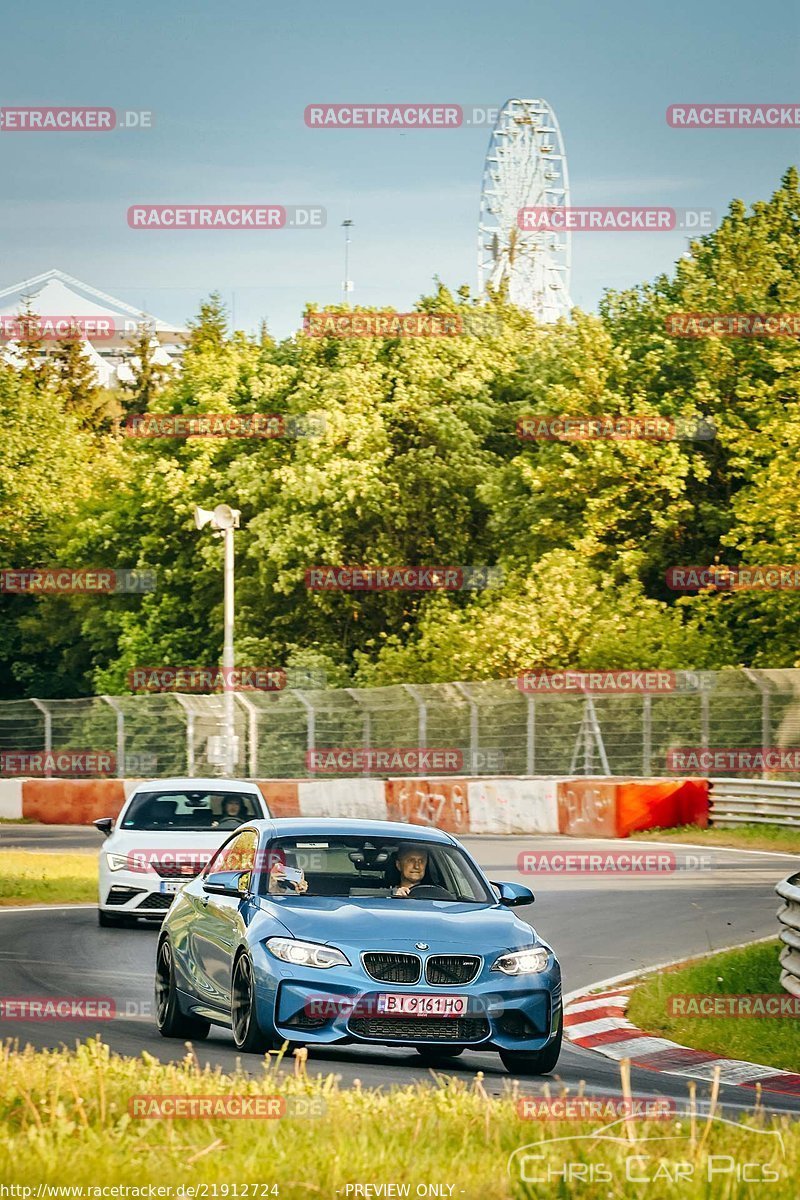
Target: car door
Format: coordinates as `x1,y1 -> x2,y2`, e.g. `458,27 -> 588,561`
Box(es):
190,829 -> 258,1012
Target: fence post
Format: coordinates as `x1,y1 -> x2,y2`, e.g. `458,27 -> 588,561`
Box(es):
743,668 -> 771,780
235,692 -> 259,778
403,685 -> 427,775
102,696 -> 126,777
454,682 -> 478,774
31,699 -> 52,778
173,695 -> 195,777
642,694 -> 652,777
346,689 -> 371,776
294,691 -> 316,775
524,695 -> 536,775
700,689 -> 710,751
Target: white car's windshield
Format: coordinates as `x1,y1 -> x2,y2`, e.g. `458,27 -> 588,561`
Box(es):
120,789 -> 260,831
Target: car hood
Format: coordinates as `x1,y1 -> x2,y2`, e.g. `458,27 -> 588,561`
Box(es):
255,895 -> 542,953
106,829 -> 233,859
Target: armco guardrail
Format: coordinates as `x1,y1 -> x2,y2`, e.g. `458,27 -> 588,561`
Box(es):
710,778 -> 800,828
776,872 -> 800,998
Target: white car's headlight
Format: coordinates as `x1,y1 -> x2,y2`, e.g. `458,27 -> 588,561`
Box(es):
491,946 -> 550,975
106,853 -> 132,872
266,937 -> 350,969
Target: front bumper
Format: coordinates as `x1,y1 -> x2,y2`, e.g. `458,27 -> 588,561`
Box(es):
253,944 -> 562,1052
98,866 -> 194,917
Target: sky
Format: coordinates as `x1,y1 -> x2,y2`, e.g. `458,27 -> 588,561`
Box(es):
0,0 -> 798,339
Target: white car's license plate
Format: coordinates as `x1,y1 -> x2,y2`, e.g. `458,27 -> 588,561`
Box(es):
377,993 -> 469,1017
159,880 -> 184,894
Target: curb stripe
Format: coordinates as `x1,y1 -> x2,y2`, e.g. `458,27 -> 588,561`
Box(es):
565,982 -> 796,1096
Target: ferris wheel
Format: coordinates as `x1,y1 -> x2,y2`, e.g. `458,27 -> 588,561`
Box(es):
477,98 -> 572,322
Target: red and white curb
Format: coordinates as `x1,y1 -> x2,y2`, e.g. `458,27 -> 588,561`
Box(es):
564,986 -> 800,1096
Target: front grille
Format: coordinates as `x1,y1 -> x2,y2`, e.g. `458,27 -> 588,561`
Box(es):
349,1016 -> 489,1043
425,955 -> 481,986
363,952 -> 421,984
152,862 -> 205,879
106,886 -> 145,906
138,893 -> 174,910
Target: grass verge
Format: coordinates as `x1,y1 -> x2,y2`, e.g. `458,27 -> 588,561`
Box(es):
637,823 -> 800,855
627,939 -> 799,1072
0,1040 -> 798,1197
0,849 -> 97,906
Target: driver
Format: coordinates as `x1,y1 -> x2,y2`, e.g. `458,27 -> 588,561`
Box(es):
392,846 -> 429,897
214,796 -> 246,826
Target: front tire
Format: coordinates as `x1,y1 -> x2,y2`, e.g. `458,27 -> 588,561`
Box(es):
499,1013 -> 562,1076
231,953 -> 272,1054
155,938 -> 210,1040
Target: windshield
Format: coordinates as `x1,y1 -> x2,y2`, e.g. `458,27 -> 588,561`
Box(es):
260,835 -> 492,902
120,789 -> 261,832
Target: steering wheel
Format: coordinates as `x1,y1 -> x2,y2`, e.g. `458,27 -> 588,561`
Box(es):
216,818 -> 241,830
407,883 -> 452,900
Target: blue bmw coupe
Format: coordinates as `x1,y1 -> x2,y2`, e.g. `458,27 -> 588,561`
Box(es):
156,818 -> 562,1074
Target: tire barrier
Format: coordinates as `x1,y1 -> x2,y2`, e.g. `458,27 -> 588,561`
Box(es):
7,774 -> 709,834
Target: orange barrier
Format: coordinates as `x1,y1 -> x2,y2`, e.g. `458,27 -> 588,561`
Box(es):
616,777 -> 708,837
14,773 -> 709,833
385,777 -> 470,835
22,779 -> 126,824
256,780 -> 300,818
557,779 -> 618,837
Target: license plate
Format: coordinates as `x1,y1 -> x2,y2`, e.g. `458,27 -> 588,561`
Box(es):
159,880 -> 184,894
377,993 -> 469,1017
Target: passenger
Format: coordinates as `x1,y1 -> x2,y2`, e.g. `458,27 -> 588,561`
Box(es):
268,857 -> 309,894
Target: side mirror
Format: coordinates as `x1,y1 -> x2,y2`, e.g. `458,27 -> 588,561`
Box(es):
492,880 -> 535,907
93,817 -> 114,837
203,870 -> 251,898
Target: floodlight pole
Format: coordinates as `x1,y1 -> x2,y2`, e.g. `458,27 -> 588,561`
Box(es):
223,524 -> 236,776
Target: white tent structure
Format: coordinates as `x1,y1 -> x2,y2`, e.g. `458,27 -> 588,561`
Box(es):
0,269 -> 187,386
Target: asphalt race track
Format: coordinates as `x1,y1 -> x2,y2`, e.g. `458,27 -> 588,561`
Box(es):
1,828 -> 798,1116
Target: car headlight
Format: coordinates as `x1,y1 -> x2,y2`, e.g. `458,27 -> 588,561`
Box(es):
266,937 -> 350,969
106,853 -> 132,872
491,946 -> 550,975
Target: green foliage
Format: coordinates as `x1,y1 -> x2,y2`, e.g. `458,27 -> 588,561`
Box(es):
1,170 -> 799,697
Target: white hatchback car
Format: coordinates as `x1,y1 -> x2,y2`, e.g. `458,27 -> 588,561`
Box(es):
94,778 -> 270,927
